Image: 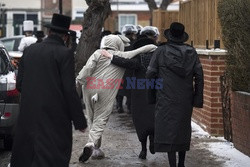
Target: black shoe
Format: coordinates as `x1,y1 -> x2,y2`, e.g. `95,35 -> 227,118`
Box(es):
117,107 -> 124,113
79,146 -> 93,162
149,136 -> 155,154
149,144 -> 155,154
139,150 -> 147,159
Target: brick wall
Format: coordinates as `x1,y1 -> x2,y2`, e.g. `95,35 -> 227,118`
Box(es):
192,50 -> 226,136
231,91 -> 250,157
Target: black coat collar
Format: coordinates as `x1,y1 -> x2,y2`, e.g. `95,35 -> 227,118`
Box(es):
43,34 -> 65,46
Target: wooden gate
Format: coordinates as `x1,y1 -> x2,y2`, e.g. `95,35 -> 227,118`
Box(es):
220,73 -> 232,141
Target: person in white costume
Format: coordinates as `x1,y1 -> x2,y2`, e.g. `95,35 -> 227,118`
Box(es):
18,20 -> 37,52
76,34 -> 157,162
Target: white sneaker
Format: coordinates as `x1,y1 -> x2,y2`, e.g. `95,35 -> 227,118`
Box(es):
91,147 -> 105,159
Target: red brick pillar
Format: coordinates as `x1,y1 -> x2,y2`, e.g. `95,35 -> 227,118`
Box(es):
192,50 -> 226,136
231,91 -> 250,157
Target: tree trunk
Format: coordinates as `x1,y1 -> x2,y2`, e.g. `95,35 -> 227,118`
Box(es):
144,0 -> 173,25
144,0 -> 158,12
145,0 -> 174,11
75,0 -> 111,74
160,0 -> 174,10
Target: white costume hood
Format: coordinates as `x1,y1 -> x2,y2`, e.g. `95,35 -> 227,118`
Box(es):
100,34 -> 130,52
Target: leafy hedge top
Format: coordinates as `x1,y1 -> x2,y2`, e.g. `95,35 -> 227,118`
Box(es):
218,0 -> 250,92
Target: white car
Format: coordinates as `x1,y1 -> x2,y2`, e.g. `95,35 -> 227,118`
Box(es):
0,44 -> 20,150
0,35 -> 24,58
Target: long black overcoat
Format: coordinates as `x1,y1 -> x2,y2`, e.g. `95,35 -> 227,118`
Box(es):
146,42 -> 204,152
11,35 -> 87,167
111,37 -> 155,141
130,52 -> 155,141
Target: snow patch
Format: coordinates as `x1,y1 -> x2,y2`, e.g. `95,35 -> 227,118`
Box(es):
191,121 -> 210,138
192,121 -> 250,167
208,142 -> 250,167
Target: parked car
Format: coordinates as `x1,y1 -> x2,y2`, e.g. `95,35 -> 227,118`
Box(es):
0,35 -> 24,58
0,43 -> 20,150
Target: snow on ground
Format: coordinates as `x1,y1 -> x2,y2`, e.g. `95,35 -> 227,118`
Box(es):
191,121 -> 250,167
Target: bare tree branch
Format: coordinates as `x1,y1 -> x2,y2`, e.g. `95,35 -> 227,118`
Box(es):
160,0 -> 174,10
144,0 -> 158,11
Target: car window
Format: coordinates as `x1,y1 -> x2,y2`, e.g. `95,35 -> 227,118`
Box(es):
1,39 -> 15,52
14,38 -> 22,51
0,49 -> 8,74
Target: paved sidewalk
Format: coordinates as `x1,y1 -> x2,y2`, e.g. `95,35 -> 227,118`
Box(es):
70,111 -> 225,167
1,109 -> 236,167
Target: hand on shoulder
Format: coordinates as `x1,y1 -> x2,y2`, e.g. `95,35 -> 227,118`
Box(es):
144,44 -> 158,52
101,49 -> 113,59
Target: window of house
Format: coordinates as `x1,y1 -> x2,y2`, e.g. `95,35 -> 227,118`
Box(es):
118,14 -> 137,32
13,14 -> 25,35
27,14 -> 38,24
73,9 -> 85,21
13,13 -> 38,35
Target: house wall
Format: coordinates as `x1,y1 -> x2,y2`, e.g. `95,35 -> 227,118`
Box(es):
42,0 -> 72,19
1,0 -> 41,8
104,11 -> 151,33
0,0 -> 41,37
105,1 -> 179,33
71,0 -> 88,21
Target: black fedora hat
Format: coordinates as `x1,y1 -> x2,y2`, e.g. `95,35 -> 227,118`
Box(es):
164,22 -> 189,43
44,13 -> 72,34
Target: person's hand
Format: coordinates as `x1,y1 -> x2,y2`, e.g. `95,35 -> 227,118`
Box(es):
147,44 -> 157,52
138,44 -> 157,54
75,80 -> 82,97
101,50 -> 113,59
79,128 -> 87,133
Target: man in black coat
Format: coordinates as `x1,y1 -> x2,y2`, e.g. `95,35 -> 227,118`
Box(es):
10,14 -> 87,167
146,22 -> 204,167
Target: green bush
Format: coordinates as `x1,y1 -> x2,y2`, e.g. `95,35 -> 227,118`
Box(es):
218,0 -> 250,92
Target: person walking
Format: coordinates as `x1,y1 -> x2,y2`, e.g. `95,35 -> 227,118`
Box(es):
146,22 -> 204,167
10,13 -> 88,167
101,26 -> 160,159
34,30 -> 45,43
18,20 -> 37,52
116,24 -> 138,113
76,34 -> 156,162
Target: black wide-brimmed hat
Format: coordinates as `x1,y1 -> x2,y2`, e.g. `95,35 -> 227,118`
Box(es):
164,22 -> 189,43
44,13 -> 72,34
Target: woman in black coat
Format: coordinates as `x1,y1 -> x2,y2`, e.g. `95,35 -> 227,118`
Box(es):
146,22 -> 204,167
102,27 -> 159,159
